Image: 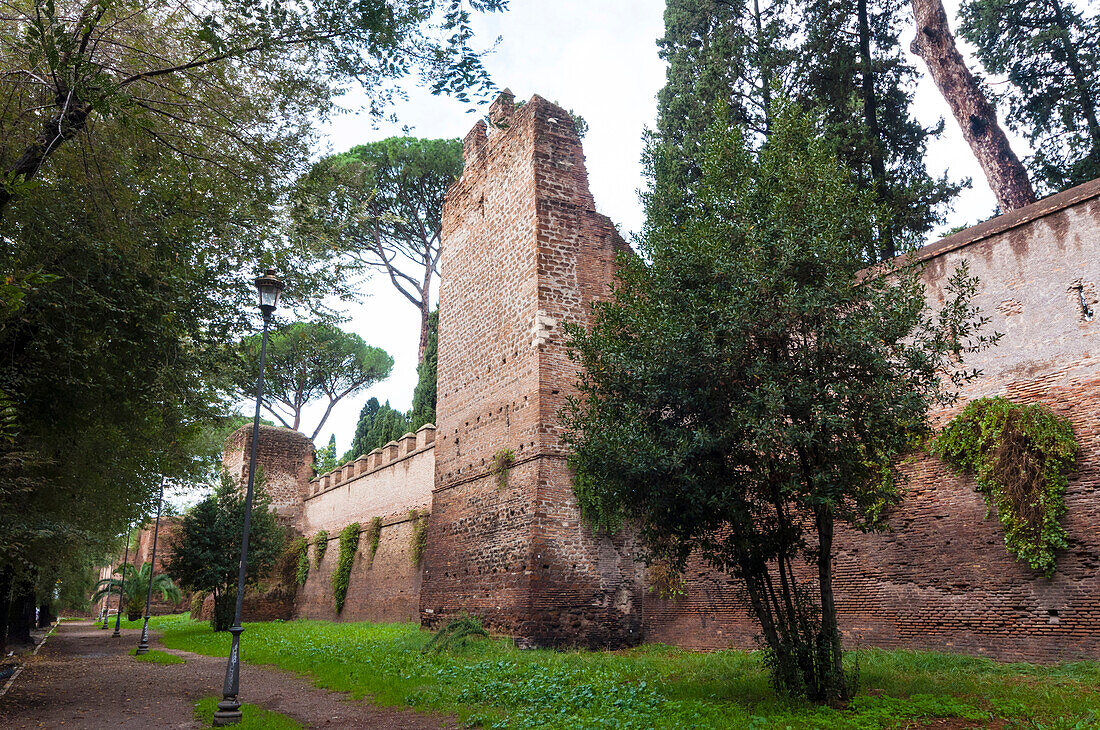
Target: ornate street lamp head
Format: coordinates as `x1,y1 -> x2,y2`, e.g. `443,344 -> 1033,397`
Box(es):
254,269 -> 284,317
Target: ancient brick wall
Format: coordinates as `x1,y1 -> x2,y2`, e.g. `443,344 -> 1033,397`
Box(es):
223,425 -> 315,524
645,180 -> 1100,662
295,513 -> 424,623
420,91 -> 645,648
301,425 -> 435,533
292,426 -> 434,622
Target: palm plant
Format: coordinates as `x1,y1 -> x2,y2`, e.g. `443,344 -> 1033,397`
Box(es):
92,562 -> 182,621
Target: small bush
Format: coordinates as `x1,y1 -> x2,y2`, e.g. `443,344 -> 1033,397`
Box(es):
189,591 -> 207,618
492,448 -> 515,489
421,615 -> 490,654
409,510 -> 428,566
332,523 -> 360,613
314,530 -> 329,566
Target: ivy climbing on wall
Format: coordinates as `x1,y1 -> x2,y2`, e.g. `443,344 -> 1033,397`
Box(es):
410,510 -> 428,566
933,397 -> 1078,576
365,516 -> 383,565
313,530 -> 328,566
332,523 -> 360,613
294,536 -> 310,586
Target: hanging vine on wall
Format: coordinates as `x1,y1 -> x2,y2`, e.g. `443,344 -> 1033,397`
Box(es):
331,523 -> 360,613
932,397 -> 1078,576
365,516 -> 383,565
410,510 -> 429,565
294,537 -> 310,586
313,530 -> 328,566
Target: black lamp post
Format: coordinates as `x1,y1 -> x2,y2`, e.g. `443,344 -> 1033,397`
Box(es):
112,522 -> 131,638
213,269 -> 283,727
136,479 -> 166,654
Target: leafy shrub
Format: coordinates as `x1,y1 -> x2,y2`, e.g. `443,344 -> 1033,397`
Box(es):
294,537 -> 310,585
332,523 -> 360,613
409,510 -> 428,565
365,516 -> 383,565
421,615 -> 490,654
492,448 -> 515,489
933,397 -> 1078,575
313,530 -> 328,566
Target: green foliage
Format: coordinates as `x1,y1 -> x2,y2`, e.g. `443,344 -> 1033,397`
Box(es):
798,0 -> 960,259
410,310 -> 439,430
409,510 -> 429,566
193,696 -> 302,729
332,523 -> 360,613
314,530 -> 329,566
235,321 -> 393,441
346,399 -> 412,461
491,448 -> 515,490
565,102 -> 995,703
165,471 -> 284,631
421,615 -> 490,654
933,397 -> 1078,575
92,562 -> 182,621
146,614 -> 1100,729
959,0 -> 1100,192
130,648 -> 185,665
651,0 -> 957,261
315,435 -> 338,476
293,537 -> 310,586
366,517 -> 383,565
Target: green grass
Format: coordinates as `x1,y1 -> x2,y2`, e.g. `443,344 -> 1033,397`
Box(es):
133,614 -> 1100,729
129,647 -> 185,665
193,696 -> 303,729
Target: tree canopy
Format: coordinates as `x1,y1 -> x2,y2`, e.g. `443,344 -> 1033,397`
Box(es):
235,321 -> 394,441
565,103 -> 994,702
0,0 -> 505,218
294,138 -> 462,361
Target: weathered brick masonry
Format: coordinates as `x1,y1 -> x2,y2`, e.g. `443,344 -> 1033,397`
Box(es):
645,180 -> 1100,661
223,425 -> 315,525
419,92 -> 645,648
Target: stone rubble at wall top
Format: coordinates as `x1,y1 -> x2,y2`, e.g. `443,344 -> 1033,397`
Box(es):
308,423 -> 436,497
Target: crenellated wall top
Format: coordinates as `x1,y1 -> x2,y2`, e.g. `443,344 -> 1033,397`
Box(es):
307,423 -> 436,498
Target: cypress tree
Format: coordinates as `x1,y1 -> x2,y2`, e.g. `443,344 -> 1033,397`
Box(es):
799,0 -> 960,259
410,310 -> 438,430
649,0 -> 796,219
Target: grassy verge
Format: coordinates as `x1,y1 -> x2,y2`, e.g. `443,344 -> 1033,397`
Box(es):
129,647 -> 185,665
132,614 -> 1100,729
193,696 -> 302,729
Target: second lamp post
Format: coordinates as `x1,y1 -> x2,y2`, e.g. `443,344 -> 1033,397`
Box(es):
213,269 -> 283,727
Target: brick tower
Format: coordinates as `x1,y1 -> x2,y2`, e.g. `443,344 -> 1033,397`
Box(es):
419,92 -> 645,647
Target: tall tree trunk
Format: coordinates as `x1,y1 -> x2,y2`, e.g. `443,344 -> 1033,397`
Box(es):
815,505 -> 846,700
7,579 -> 35,645
857,0 -> 894,259
37,601 -> 53,628
0,566 -> 12,650
909,0 -> 1036,210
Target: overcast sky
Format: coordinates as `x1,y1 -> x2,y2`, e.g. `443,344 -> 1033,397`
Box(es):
291,0 -> 1032,458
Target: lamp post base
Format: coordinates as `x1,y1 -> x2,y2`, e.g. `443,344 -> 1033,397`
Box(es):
212,698 -> 243,726
136,615 -> 151,654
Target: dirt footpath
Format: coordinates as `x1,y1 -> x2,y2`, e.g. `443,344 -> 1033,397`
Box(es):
0,620 -> 447,729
